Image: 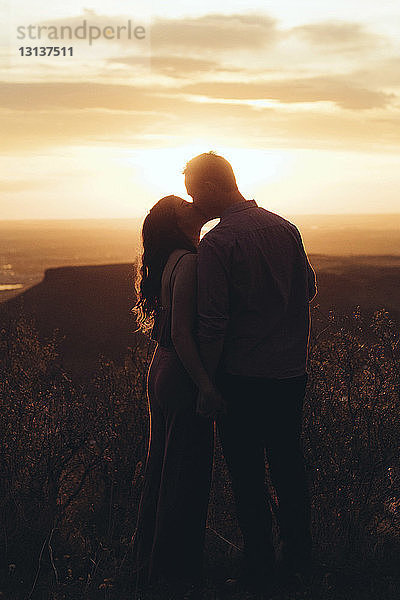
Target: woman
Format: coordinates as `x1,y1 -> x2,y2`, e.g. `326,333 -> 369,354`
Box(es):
133,195 -> 224,597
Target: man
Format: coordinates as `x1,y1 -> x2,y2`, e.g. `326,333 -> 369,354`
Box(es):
184,152 -> 317,596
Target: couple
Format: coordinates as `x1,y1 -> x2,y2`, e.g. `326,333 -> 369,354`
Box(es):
133,152 -> 317,598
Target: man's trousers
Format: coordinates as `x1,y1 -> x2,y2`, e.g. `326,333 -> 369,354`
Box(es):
216,371 -> 312,579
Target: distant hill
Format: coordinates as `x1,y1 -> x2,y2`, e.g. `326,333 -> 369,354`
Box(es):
1,214 -> 399,306
309,255 -> 400,323
0,256 -> 399,377
0,263 -> 142,376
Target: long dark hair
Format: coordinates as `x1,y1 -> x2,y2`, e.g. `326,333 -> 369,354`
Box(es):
133,195 -> 197,333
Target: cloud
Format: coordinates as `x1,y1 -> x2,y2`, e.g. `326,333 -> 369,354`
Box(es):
35,9 -> 149,43
151,13 -> 278,51
0,179 -> 40,193
108,55 -> 240,78
181,77 -> 394,110
2,73 -> 390,116
1,12 -> 399,154
1,89 -> 399,156
0,107 -> 164,151
0,82 -> 164,111
31,10 -> 277,52
290,20 -> 384,51
354,58 -> 400,87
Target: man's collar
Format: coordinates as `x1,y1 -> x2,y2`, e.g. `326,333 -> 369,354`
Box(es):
220,199 -> 257,220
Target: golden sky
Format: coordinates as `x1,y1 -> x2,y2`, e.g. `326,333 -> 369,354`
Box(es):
1,0 -> 400,218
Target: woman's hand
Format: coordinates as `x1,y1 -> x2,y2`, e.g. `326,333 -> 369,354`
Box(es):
196,384 -> 227,419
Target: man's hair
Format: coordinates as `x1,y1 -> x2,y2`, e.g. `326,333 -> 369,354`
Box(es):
183,151 -> 238,192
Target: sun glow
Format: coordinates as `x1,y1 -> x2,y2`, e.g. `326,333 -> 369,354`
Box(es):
122,142 -> 293,211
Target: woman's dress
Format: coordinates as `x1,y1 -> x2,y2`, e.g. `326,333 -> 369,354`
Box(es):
133,250 -> 214,587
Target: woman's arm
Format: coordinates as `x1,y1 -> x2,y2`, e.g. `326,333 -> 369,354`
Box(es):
170,254 -> 220,397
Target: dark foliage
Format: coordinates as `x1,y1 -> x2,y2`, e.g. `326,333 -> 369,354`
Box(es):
0,308 -> 399,599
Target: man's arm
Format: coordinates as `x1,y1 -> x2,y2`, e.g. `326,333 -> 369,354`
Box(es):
307,260 -> 317,301
197,237 -> 230,380
292,225 -> 317,301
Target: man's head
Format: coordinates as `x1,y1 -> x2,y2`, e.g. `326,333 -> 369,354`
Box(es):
183,151 -> 240,219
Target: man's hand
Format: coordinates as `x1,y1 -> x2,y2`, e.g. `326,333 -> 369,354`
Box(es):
196,384 -> 227,419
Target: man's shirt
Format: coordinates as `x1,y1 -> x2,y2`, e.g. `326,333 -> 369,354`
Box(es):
197,200 -> 317,378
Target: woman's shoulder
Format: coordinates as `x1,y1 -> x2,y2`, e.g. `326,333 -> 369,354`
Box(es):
162,250 -> 196,290
171,251 -> 197,291
170,248 -> 196,261
178,250 -> 197,265
167,249 -> 196,273
170,250 -> 197,281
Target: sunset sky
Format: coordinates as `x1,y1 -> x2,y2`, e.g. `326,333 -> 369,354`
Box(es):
1,0 -> 400,219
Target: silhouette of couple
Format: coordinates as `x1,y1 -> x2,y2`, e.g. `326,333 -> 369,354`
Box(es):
133,152 -> 317,598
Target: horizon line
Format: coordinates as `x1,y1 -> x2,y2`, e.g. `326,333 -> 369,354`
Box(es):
1,212 -> 400,223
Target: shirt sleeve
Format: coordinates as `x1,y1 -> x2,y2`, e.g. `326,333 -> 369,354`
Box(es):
306,259 -> 317,301
292,224 -> 317,301
197,236 -> 230,343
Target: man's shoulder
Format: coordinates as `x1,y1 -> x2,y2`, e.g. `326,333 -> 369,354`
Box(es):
256,209 -> 302,239
255,206 -> 295,227
199,222 -> 227,246
199,207 -> 298,247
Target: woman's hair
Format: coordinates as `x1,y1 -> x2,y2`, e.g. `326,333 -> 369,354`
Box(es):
133,195 -> 197,333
